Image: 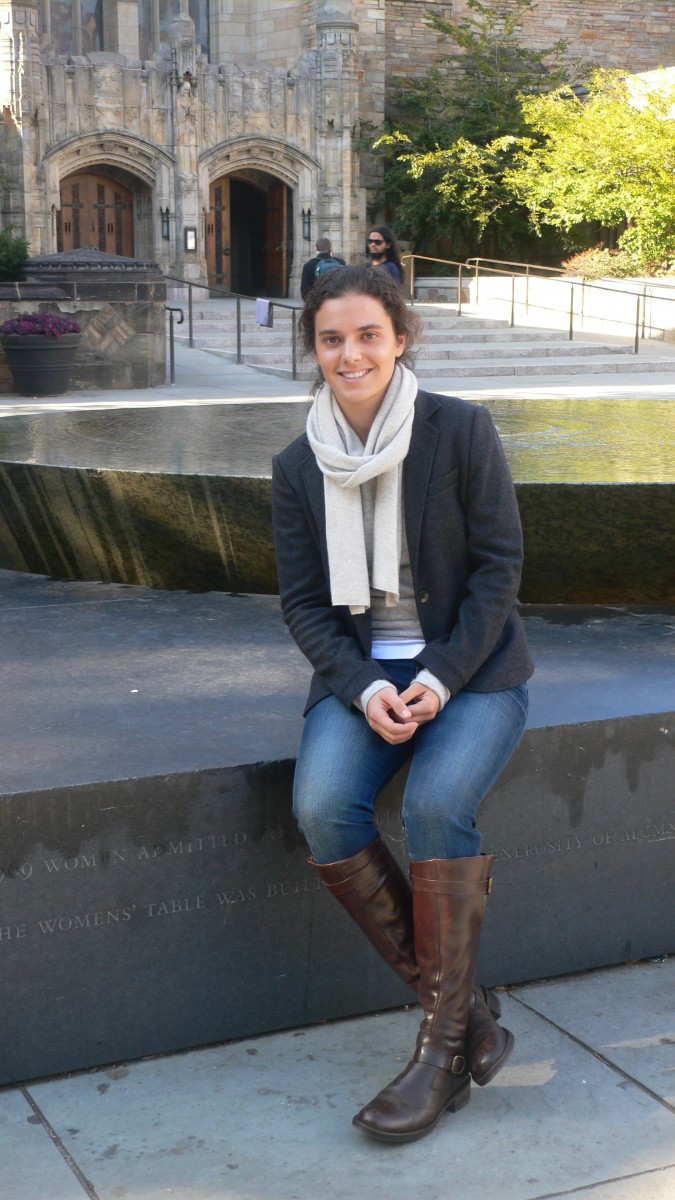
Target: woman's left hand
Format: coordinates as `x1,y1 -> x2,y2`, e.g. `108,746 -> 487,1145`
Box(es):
398,681 -> 440,725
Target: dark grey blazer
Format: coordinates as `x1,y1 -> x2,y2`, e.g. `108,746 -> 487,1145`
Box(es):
272,389 -> 534,714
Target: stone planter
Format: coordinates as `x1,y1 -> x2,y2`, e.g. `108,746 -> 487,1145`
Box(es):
0,332 -> 81,396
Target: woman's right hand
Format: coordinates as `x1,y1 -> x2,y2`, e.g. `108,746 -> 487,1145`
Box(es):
365,687 -> 418,744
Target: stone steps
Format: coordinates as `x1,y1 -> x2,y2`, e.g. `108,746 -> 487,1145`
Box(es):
222,340 -> 634,364
192,348 -> 675,381
173,301 -> 675,379
185,323 -> 571,346
414,354 -> 675,378
416,341 -> 634,361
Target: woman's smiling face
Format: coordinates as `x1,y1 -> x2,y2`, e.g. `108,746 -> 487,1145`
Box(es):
314,292 -> 406,435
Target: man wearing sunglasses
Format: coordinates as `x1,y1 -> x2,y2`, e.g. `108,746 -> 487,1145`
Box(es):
367,225 -> 404,286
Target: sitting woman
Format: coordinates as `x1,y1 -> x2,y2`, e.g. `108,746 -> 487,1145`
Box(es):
272,265 -> 533,1144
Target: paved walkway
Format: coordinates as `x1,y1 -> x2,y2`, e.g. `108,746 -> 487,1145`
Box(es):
2,959 -> 674,1199
0,346 -> 673,1199
1,336 -> 675,417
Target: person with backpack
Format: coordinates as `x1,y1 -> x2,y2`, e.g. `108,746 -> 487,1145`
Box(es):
300,237 -> 346,300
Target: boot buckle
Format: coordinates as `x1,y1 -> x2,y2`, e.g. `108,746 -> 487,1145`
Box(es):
450,1055 -> 466,1074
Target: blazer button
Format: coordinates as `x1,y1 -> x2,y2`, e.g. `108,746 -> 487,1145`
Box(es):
418,590 -> 430,603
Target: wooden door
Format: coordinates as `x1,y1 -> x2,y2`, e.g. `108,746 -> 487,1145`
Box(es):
206,178 -> 231,290
58,173 -> 134,256
264,180 -> 288,297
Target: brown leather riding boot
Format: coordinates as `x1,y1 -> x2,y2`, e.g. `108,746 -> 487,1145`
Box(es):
309,837 -> 420,989
468,982 -> 514,1086
310,839 -> 512,1084
352,855 -> 493,1143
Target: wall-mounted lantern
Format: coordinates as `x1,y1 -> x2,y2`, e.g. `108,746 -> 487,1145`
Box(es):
160,207 -> 170,239
302,208 -> 311,241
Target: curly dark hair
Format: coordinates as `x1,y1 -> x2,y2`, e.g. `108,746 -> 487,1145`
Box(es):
298,264 -> 422,378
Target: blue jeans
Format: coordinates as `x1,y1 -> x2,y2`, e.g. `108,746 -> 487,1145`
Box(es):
293,660 -> 528,864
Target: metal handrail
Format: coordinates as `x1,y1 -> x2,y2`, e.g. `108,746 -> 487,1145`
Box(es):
403,252 -> 675,353
164,305 -> 184,383
396,250 -> 672,350
466,256 -> 563,277
400,254 -> 468,313
466,254 -> 675,291
163,273 -> 301,379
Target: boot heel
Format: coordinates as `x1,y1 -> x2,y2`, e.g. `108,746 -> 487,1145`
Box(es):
447,1078 -> 471,1113
484,985 -> 501,1019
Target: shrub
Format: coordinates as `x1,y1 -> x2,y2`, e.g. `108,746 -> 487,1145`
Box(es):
560,246 -> 644,280
0,310 -> 81,338
0,227 -> 29,282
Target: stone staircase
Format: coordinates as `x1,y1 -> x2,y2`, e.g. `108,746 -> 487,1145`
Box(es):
175,298 -> 675,381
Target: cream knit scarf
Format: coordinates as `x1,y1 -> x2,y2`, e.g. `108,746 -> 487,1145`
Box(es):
306,361 -> 417,614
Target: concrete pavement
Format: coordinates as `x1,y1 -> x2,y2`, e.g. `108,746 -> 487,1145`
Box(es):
2,336 -> 675,417
0,343 -> 673,1199
1,959 -> 673,1200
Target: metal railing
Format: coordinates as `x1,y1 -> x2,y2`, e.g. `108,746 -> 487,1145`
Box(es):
468,255 -> 675,290
466,256 -> 675,351
163,274 -> 301,379
164,305 -> 184,382
401,254 -> 469,314
403,253 -> 675,354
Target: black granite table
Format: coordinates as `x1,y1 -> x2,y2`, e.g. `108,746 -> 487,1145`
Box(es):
0,398 -> 672,601
0,570 -> 673,1085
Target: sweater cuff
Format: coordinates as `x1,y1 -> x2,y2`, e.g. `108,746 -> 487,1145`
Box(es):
415,669 -> 451,711
355,679 -> 396,715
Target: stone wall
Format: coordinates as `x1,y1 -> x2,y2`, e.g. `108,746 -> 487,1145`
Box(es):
384,1 -> 675,100
509,1 -> 675,69
0,250 -> 167,393
3,1 -> 674,297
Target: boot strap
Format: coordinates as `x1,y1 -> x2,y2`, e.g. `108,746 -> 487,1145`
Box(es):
415,1044 -> 466,1074
308,842 -> 387,894
413,876 -> 492,896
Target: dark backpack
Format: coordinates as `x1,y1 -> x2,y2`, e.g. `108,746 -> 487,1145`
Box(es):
315,256 -> 342,281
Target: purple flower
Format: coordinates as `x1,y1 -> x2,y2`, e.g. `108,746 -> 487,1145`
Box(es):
0,311 -> 81,338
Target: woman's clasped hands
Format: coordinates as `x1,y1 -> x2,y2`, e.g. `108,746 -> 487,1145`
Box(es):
365,682 -> 440,744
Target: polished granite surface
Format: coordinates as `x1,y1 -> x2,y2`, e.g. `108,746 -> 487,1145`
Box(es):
0,399 -> 672,602
0,570 -> 672,1084
0,397 -> 673,482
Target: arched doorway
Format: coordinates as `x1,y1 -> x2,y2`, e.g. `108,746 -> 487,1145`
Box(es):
58,171 -> 135,256
206,171 -> 293,297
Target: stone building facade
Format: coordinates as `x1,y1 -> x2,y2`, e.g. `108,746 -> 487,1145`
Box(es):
2,1 -> 674,297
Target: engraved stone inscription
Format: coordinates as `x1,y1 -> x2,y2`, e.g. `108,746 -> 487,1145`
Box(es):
489,819 -> 675,862
0,830 -> 249,884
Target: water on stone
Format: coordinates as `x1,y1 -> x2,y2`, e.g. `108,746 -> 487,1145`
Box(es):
0,398 -> 672,483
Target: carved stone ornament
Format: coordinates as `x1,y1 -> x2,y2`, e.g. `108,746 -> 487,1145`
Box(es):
316,0 -> 358,29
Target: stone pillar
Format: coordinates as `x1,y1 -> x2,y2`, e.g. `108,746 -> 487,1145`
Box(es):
170,13 -> 202,283
209,1 -> 245,67
0,1 -> 48,253
102,0 -> 141,60
315,1 -> 361,264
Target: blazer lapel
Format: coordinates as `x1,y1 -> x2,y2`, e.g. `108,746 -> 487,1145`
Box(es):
404,391 -> 441,576
300,438 -> 326,532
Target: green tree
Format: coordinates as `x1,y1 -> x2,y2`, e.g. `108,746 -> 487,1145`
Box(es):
0,227 -> 29,282
373,0 -> 576,256
503,70 -> 675,264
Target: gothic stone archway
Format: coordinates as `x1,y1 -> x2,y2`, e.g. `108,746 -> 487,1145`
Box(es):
207,170 -> 292,297
58,171 -> 135,256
